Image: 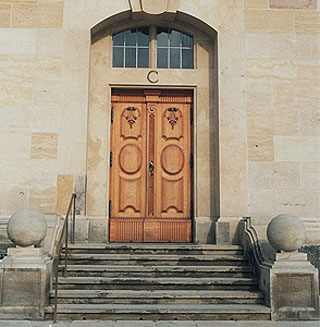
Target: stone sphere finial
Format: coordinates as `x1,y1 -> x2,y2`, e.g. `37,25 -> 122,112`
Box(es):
7,209 -> 47,247
267,214 -> 305,252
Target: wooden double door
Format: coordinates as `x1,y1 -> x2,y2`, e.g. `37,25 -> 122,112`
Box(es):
109,89 -> 193,242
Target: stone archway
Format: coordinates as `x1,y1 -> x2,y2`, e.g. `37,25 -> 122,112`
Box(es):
86,4 -> 219,243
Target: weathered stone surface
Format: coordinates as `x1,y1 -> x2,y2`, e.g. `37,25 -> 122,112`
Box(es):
0,4 -> 10,28
267,214 -> 305,252
31,133 -> 58,159
1,268 -> 41,306
7,208 -> 47,246
11,3 -> 64,28
74,175 -> 86,215
56,175 -> 74,214
269,0 -> 317,10
299,245 -> 320,291
29,185 -> 56,214
88,218 -> 106,243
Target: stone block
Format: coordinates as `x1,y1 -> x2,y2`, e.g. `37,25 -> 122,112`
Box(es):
272,109 -> 298,135
295,11 -> 320,35
296,61 -> 320,87
245,33 -> 271,59
269,0 -> 317,10
300,162 -> 320,190
0,4 -> 10,28
270,10 -> 295,34
4,186 -> 28,215
299,110 -> 320,136
36,55 -> 61,80
273,190 -> 320,217
36,29 -> 62,56
245,10 -> 295,34
11,3 -> 63,28
248,134 -> 274,161
0,132 -> 31,159
246,80 -> 272,110
74,175 -> 86,215
273,81 -> 320,110
1,268 -> 41,307
0,23 -> 35,54
270,34 -> 295,60
295,35 -> 320,60
194,217 -> 216,244
33,81 -> 61,105
270,252 -> 319,320
56,175 -> 74,215
0,249 -> 52,319
274,136 -> 319,162
245,0 -> 269,9
29,185 -> 56,214
88,218 -> 106,243
73,217 -> 88,242
31,132 -> 58,159
29,104 -> 59,132
245,10 -> 270,33
248,161 -> 300,190
216,217 -> 241,245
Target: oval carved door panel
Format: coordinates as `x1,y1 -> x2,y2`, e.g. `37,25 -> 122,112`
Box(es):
109,89 -> 193,242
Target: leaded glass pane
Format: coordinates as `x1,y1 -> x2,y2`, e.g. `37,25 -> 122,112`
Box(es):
137,27 -> 149,46
182,33 -> 193,48
170,48 -> 180,68
113,47 -> 124,67
170,30 -> 181,47
125,29 -> 136,46
113,32 -> 124,46
125,47 -> 136,67
182,49 -> 193,69
157,48 -> 168,68
138,48 -> 149,68
157,27 -> 169,47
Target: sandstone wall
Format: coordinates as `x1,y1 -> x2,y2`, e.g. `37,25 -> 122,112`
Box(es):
0,0 -> 319,243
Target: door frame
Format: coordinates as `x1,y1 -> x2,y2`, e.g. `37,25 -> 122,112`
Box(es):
108,86 -> 196,242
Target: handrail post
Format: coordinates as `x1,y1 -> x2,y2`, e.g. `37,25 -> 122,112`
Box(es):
64,214 -> 68,278
53,193 -> 76,322
53,254 -> 59,323
72,194 -> 76,244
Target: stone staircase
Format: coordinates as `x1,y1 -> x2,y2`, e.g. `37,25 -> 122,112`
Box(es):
45,243 -> 271,320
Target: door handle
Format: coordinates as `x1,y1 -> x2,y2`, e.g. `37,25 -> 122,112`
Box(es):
149,160 -> 154,176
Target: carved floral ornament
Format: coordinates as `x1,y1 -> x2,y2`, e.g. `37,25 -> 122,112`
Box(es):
166,107 -> 179,129
129,0 -> 180,15
124,107 -> 138,128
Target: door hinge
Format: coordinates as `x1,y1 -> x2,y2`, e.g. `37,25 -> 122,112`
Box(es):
109,200 -> 112,218
110,151 -> 113,167
190,106 -> 193,125
111,107 -> 114,123
190,201 -> 194,218
190,153 -> 194,169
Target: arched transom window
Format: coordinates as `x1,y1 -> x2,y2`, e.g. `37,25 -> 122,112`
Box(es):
112,26 -> 194,69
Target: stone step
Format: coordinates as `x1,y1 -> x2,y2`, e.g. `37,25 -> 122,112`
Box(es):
59,265 -> 253,278
61,253 -> 248,266
45,303 -> 271,320
65,243 -> 243,255
49,289 -> 264,305
56,277 -> 258,291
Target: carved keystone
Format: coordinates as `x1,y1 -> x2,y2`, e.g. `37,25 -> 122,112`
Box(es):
129,0 -> 180,15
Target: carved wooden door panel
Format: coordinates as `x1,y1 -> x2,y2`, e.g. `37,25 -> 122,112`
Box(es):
109,89 -> 192,242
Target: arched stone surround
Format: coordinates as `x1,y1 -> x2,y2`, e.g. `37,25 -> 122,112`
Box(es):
85,2 -> 248,243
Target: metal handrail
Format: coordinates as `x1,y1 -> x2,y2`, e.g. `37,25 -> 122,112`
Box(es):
53,193 -> 76,323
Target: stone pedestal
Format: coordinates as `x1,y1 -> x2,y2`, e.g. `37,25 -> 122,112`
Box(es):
0,246 -> 52,319
270,252 -> 320,320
